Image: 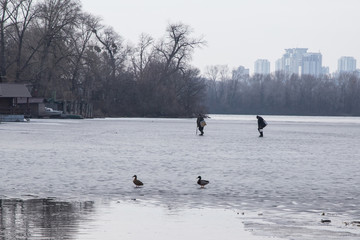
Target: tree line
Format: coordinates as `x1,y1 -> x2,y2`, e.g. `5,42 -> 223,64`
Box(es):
0,0 -> 206,117
204,65 -> 360,116
1,0 -> 359,117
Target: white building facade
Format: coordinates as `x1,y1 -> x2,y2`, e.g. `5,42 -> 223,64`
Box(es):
302,53 -> 322,76
254,59 -> 270,75
337,56 -> 356,73
276,48 -> 323,76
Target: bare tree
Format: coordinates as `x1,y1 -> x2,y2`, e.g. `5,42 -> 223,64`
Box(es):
0,0 -> 12,81
175,67 -> 206,115
7,0 -> 38,82
33,0 -> 81,96
92,27 -> 118,80
155,23 -> 205,82
67,13 -> 100,99
131,33 -> 154,82
91,25 -> 131,114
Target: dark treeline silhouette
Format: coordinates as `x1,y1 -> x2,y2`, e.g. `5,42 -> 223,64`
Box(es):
2,0 -> 359,117
0,0 -> 206,117
204,65 -> 360,116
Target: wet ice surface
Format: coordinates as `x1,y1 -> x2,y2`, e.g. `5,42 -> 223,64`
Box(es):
76,201 -> 279,240
1,115 -> 360,239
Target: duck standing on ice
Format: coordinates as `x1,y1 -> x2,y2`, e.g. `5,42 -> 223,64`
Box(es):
133,175 -> 144,187
197,176 -> 209,188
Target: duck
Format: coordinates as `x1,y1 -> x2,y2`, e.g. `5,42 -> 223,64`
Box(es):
197,176 -> 209,188
133,175 -> 144,187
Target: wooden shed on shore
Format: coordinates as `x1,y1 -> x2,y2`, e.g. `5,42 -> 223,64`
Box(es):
0,83 -> 32,121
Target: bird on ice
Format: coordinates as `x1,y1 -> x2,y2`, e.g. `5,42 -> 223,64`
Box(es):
132,175 -> 144,187
197,176 -> 209,188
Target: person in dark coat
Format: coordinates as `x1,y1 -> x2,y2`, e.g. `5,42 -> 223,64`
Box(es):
256,115 -> 267,137
197,114 -> 205,135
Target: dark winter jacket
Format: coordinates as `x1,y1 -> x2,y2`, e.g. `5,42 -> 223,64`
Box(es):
197,115 -> 204,128
257,116 -> 267,129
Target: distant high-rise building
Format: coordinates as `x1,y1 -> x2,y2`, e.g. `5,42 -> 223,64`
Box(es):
276,48 -> 323,76
276,48 -> 308,75
275,59 -> 283,72
254,59 -> 270,75
302,53 -> 322,76
337,56 -> 356,73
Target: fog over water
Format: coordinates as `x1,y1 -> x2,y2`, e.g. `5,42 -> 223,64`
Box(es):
1,115 -> 360,239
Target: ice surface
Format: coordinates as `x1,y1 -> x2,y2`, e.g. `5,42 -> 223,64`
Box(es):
76,201 -> 281,240
1,115 -> 360,239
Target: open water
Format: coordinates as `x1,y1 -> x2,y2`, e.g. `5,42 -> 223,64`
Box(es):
0,115 -> 360,239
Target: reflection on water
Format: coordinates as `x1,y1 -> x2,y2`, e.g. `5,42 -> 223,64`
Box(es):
0,198 -> 94,240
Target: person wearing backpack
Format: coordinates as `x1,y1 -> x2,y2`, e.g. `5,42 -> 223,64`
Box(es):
257,115 -> 267,137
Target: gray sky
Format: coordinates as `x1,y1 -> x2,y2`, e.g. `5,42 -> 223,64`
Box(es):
82,0 -> 360,74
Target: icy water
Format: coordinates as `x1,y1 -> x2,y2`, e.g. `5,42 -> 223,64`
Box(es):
1,115 -> 360,239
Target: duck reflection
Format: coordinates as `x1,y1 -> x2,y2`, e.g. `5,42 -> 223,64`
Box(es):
0,198 -> 94,240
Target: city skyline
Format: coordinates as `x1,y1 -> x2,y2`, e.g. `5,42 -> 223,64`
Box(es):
254,53 -> 357,76
82,0 -> 360,75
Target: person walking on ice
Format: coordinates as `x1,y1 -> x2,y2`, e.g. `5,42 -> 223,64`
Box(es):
257,115 -> 267,137
196,114 -> 206,136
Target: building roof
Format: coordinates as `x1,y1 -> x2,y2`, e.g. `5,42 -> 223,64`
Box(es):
17,97 -> 44,104
0,83 -> 32,98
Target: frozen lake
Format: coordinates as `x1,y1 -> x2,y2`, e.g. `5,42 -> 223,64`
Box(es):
1,115 -> 360,239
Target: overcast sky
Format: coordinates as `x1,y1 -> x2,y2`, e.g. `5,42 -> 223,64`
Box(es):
81,0 -> 360,74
